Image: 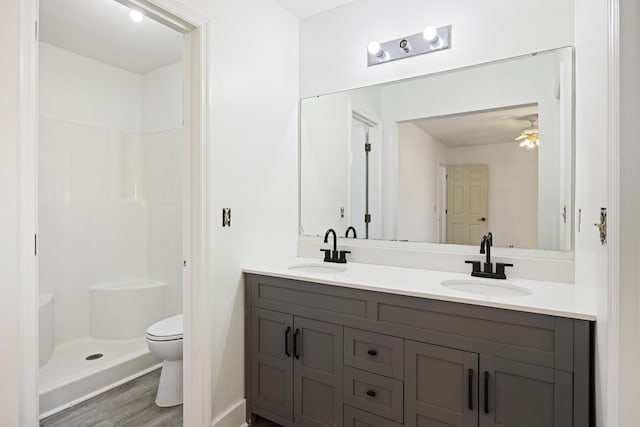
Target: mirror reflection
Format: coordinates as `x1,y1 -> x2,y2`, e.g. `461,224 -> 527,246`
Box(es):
300,48 -> 573,250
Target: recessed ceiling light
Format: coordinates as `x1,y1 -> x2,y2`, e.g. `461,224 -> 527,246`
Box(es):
130,10 -> 143,23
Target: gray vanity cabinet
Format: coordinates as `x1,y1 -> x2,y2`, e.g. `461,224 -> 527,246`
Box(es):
245,274 -> 593,427
251,307 -> 343,427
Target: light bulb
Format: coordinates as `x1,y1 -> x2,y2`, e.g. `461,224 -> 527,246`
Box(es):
130,10 -> 143,22
423,26 -> 439,43
367,41 -> 382,56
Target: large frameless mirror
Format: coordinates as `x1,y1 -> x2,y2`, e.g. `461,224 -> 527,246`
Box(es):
300,47 -> 573,251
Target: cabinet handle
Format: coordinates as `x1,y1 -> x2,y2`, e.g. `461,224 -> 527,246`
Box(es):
367,349 -> 378,357
468,369 -> 473,410
366,390 -> 377,398
293,328 -> 300,359
284,326 -> 291,357
484,371 -> 490,414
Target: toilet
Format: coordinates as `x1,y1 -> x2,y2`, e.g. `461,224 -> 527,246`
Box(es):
145,314 -> 183,407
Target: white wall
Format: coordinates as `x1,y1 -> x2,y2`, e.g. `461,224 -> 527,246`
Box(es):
396,123 -> 446,242
0,0 -> 21,423
573,1 -> 612,425
204,2 -> 299,420
300,0 -> 574,98
446,143 -> 538,249
618,0 -> 640,424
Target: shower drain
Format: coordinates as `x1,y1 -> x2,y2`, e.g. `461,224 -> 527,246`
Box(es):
85,353 -> 104,361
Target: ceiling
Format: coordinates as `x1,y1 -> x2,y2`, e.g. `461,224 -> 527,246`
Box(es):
39,0 -> 183,75
274,0 -> 356,19
406,105 -> 539,148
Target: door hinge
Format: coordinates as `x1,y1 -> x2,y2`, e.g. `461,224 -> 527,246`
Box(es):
34,234 -> 37,256
594,207 -> 607,245
364,214 -> 371,223
35,21 -> 38,39
364,143 -> 371,153
561,205 -> 567,224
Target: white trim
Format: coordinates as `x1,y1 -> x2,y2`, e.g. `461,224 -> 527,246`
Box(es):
18,0 -> 39,424
606,0 -> 620,425
211,399 -> 247,427
182,21 -> 213,427
118,2 -> 212,426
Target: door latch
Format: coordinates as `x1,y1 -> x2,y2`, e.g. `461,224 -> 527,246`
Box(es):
594,208 -> 607,245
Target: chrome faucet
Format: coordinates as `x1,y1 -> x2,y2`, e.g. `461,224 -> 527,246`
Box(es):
321,228 -> 350,263
465,232 -> 513,279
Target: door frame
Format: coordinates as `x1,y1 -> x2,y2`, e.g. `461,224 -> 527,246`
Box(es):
348,104 -> 382,240
436,163 -> 447,243
17,1 -> 212,425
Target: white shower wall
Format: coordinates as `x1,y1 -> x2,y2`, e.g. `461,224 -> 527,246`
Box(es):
38,42 -> 183,346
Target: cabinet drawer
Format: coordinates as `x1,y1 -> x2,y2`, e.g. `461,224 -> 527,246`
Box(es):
344,367 -> 403,423
344,405 -> 403,427
344,328 -> 404,380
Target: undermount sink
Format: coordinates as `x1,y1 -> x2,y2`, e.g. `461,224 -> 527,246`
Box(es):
441,279 -> 532,297
287,262 -> 348,274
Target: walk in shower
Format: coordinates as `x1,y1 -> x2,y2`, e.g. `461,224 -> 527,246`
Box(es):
38,0 -> 184,416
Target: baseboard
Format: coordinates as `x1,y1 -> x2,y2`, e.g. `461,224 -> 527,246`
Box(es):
211,398 -> 247,427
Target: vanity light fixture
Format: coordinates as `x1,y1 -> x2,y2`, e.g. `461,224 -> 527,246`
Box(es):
367,25 -> 451,67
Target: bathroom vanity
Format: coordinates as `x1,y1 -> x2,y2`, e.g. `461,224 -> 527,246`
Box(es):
243,262 -> 594,427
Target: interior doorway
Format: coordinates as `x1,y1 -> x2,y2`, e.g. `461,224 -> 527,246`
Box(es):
18,0 -> 211,425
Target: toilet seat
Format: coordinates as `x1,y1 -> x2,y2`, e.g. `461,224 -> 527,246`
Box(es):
146,314 -> 183,342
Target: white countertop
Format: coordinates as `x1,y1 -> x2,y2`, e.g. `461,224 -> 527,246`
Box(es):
243,258 -> 597,321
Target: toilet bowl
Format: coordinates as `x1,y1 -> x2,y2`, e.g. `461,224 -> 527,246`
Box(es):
145,314 -> 183,407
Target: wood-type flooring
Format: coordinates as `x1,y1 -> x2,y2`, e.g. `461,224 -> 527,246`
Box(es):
40,369 -> 182,427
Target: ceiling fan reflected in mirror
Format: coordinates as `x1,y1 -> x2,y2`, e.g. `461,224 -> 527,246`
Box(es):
515,115 -> 539,150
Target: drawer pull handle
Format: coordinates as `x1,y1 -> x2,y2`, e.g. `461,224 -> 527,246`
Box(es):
366,390 -> 377,398
367,349 -> 378,357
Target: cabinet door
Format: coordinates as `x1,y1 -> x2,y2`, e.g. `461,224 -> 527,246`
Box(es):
252,308 -> 294,422
479,356 -> 572,427
293,316 -> 343,427
405,340 -> 478,427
